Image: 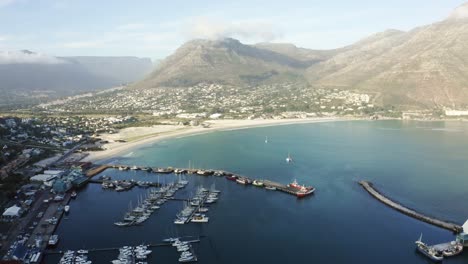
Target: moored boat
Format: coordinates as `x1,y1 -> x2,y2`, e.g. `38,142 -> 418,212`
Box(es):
226,175 -> 238,181
442,241 -> 463,257
48,235 -> 59,246
415,234 -> 444,262
236,178 -> 247,185
288,179 -> 315,198
252,180 -> 264,187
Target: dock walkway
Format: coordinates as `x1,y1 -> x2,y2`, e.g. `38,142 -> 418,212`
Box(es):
86,164 -> 315,198
359,181 -> 462,233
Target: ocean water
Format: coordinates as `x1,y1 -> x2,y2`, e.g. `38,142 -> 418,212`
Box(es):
45,120 -> 468,263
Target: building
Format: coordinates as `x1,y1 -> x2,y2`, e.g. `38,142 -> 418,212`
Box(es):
30,174 -> 57,182
445,110 -> 468,116
52,179 -> 71,193
456,220 -> 468,247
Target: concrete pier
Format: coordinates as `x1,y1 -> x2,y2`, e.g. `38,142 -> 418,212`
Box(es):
86,164 -> 315,198
359,181 -> 463,233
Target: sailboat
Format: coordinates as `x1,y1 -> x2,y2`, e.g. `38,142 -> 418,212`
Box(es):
286,152 -> 293,163
265,136 -> 268,144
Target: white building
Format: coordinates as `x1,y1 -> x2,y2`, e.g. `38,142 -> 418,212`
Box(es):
445,110 -> 468,116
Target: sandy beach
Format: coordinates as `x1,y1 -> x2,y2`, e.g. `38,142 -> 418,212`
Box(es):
83,117 -> 353,163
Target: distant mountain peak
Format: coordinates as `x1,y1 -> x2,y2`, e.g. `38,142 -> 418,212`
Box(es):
447,2 -> 468,20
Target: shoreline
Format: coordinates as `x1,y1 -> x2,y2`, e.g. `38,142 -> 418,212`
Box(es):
83,117 -> 359,163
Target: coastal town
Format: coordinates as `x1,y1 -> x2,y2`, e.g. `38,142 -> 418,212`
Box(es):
36,83 -> 382,118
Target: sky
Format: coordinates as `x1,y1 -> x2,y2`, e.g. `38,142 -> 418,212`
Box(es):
0,0 -> 466,60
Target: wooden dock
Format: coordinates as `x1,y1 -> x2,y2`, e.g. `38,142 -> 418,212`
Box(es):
86,165 -> 110,177
359,181 -> 463,233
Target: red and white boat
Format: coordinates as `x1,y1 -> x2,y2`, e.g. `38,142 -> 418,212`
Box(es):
288,179 -> 315,198
226,175 -> 238,181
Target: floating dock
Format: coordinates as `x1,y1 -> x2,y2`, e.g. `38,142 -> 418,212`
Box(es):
44,238 -> 202,255
359,181 -> 463,233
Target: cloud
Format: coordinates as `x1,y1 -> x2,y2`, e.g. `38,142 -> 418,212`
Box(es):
448,3 -> 468,20
0,50 -> 68,64
186,17 -> 283,42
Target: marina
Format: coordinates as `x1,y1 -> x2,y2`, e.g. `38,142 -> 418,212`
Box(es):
87,164 -> 316,198
36,121 -> 468,264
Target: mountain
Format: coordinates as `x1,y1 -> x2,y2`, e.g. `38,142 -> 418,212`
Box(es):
134,3 -> 468,109
254,42 -> 344,64
305,5 -> 468,108
0,50 -> 153,108
63,56 -> 153,85
135,38 -> 310,88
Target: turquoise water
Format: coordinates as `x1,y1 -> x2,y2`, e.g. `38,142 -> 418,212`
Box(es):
46,120 -> 468,263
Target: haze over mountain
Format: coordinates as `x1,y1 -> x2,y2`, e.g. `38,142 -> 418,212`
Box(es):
0,50 -> 153,107
135,3 -> 468,109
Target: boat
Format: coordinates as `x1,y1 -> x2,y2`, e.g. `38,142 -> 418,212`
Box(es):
252,180 -> 264,187
48,235 -> 59,246
115,186 -> 125,192
64,205 -> 70,213
114,221 -> 131,227
196,170 -> 210,176
174,218 -> 187,224
77,249 -> 88,254
415,234 -> 444,262
286,153 -> 293,163
198,207 -> 209,213
265,136 -> 268,143
226,175 -> 238,181
442,241 -> 464,257
191,214 -> 209,223
71,191 -> 77,199
288,179 -> 315,197
156,167 -> 174,174
131,165 -> 139,170
236,178 -> 247,185
265,186 -> 276,190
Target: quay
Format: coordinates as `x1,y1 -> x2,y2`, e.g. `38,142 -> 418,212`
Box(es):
359,181 -> 463,233
88,164 -> 315,198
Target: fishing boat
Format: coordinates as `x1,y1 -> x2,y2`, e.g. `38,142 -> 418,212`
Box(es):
442,241 -> 463,257
252,180 -> 264,187
415,234 -> 444,262
288,179 -> 315,197
226,175 -> 238,181
286,152 -> 293,163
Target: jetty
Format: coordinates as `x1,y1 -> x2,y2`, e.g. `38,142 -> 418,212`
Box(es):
44,238 -> 202,255
85,164 -> 315,198
359,181 -> 463,233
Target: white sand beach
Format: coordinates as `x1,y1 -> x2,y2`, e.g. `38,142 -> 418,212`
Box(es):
83,117 -> 354,163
